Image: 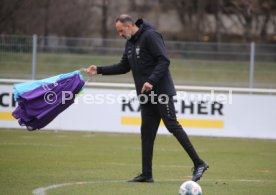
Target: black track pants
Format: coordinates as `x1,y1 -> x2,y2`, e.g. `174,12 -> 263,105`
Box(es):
140,96 -> 203,176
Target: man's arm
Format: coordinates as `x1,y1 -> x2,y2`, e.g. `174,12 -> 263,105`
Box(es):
145,31 -> 170,86
86,49 -> 130,76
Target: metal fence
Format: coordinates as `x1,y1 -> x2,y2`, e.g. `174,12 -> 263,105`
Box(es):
0,34 -> 276,88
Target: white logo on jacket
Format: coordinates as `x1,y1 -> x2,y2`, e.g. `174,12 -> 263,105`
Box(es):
135,46 -> 140,58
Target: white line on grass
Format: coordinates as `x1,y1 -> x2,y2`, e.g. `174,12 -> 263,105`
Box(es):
32,180 -> 124,195
32,178 -> 276,195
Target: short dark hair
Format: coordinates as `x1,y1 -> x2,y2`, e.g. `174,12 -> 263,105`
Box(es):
115,14 -> 135,24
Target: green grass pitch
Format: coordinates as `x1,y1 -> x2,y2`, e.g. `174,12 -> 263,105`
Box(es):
0,129 -> 275,194
1,53 -> 276,88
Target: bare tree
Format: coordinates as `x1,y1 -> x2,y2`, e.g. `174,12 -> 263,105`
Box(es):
214,0 -> 223,42
43,0 -> 51,46
1,0 -> 275,42
158,0 -> 200,40
223,0 -> 276,42
0,0 -> 26,34
233,0 -> 256,41
101,0 -> 109,39
257,0 -> 276,40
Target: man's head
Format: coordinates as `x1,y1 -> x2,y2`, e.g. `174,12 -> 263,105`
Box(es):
115,14 -> 139,40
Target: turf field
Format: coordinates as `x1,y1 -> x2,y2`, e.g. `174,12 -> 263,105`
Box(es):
0,129 -> 275,195
1,53 -> 276,88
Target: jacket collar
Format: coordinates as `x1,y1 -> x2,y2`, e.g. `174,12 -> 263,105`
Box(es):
128,18 -> 153,43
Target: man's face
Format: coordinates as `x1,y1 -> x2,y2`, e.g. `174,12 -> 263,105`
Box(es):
115,21 -> 132,40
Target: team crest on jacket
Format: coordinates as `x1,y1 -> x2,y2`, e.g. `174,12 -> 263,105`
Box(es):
135,46 -> 140,56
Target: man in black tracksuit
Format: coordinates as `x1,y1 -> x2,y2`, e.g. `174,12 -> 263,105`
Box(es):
86,14 -> 209,182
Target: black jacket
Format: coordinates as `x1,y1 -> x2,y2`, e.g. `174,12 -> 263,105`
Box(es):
97,19 -> 176,96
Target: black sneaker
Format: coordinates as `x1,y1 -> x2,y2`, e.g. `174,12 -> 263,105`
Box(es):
192,162 -> 209,182
127,174 -> 154,183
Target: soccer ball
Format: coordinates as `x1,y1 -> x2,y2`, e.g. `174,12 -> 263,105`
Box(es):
179,180 -> 202,195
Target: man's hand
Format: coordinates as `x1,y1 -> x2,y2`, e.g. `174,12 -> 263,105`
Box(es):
141,82 -> 153,93
86,65 -> 97,76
